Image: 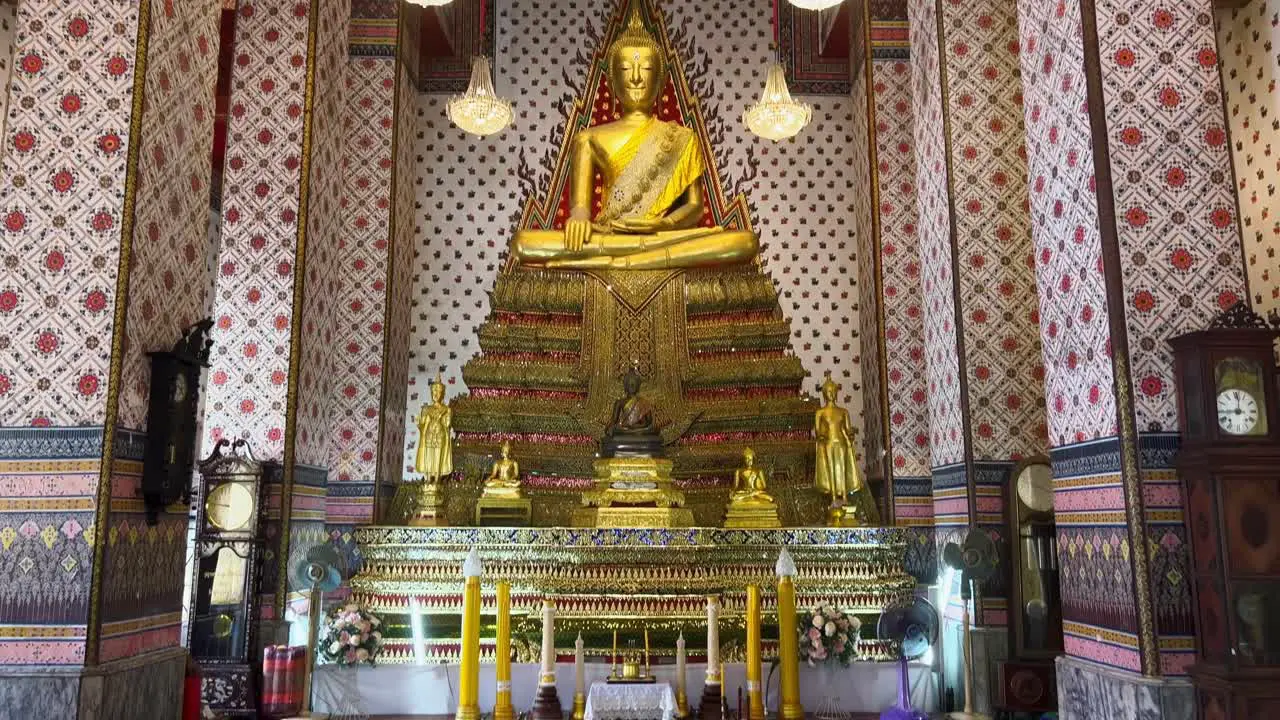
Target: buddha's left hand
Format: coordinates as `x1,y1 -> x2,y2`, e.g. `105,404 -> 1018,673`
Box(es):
610,217 -> 667,234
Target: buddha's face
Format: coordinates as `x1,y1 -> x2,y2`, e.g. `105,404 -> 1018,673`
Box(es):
610,44 -> 663,114
501,441 -> 511,458
431,383 -> 445,404
822,382 -> 837,403
743,449 -> 755,467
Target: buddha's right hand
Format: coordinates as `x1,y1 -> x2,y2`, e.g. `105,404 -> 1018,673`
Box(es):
565,218 -> 592,252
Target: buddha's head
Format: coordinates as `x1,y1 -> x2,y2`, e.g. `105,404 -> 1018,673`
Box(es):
431,373 -> 445,403
821,374 -> 838,403
622,365 -> 643,396
607,9 -> 666,115
500,440 -> 511,458
742,447 -> 756,467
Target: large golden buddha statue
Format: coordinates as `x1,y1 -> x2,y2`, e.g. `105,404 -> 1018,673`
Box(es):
510,10 -> 758,271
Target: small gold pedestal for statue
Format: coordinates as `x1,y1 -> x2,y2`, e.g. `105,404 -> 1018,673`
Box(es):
475,495 -> 532,526
573,457 -> 694,528
723,502 -> 782,529
391,480 -> 447,527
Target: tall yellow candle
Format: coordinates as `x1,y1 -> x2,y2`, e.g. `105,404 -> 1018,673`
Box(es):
775,549 -> 803,720
745,584 -> 765,720
494,580 -> 514,720
644,627 -> 651,675
457,548 -> 484,720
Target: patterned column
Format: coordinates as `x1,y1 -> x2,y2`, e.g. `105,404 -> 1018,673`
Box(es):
863,5 -> 935,583
1017,0 -> 1246,712
325,1 -> 417,573
908,0 -> 1050,632
201,0 -> 351,619
1217,2 -> 1280,318
0,0 -> 221,716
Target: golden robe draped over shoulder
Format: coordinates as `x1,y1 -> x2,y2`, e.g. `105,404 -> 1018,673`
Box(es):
595,118 -> 706,226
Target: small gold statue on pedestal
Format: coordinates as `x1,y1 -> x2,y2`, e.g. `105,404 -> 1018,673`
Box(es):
723,447 -> 781,529
403,373 -> 453,526
814,374 -> 869,527
476,441 -> 532,526
574,367 -> 693,528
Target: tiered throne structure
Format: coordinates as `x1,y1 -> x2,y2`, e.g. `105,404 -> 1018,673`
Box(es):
353,0 -> 900,664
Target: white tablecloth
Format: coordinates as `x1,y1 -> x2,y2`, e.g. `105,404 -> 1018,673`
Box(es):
313,660 -> 937,716
584,681 -> 677,720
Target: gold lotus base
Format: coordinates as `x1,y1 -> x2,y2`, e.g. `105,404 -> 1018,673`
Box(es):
826,504 -> 866,528
722,501 -> 782,529
392,481 -> 448,527
475,496 -> 533,526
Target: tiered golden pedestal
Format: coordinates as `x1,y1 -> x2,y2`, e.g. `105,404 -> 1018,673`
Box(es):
572,458 -> 694,528
475,496 -> 533,526
722,501 -> 782,529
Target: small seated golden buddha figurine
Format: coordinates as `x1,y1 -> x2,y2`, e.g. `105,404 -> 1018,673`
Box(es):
510,10 -> 757,270
723,447 -> 781,529
482,441 -> 523,500
730,447 -> 775,507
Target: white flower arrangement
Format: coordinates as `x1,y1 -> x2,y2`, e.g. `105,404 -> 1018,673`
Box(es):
797,603 -> 861,667
317,602 -> 384,666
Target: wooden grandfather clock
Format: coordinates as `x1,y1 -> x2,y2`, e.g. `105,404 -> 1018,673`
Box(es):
1170,302 -> 1280,719
188,439 -> 274,718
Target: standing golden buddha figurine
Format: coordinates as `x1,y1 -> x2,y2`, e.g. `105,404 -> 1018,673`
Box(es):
509,8 -> 757,270
415,373 -> 454,482
813,374 -> 869,526
723,447 -> 781,528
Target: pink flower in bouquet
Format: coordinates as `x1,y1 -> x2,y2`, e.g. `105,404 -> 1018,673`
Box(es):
345,649 -> 357,664
339,631 -> 350,644
834,639 -> 846,654
808,628 -> 821,641
812,647 -> 827,661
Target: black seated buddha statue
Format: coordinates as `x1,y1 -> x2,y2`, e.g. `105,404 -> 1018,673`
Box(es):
601,367 -> 665,459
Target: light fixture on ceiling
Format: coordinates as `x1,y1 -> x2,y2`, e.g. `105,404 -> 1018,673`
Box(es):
786,0 -> 844,9
743,62 -> 811,142
447,56 -> 513,137
404,0 -> 454,7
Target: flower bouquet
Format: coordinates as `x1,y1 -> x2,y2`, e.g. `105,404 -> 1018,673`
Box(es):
317,602 -> 383,666
798,603 -> 861,667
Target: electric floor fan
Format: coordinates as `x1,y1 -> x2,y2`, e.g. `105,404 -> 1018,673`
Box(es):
877,597 -> 939,720
941,530 -> 998,720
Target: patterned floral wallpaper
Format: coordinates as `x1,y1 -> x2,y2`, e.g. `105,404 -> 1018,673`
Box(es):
329,57 -> 395,487
1019,0 -> 1115,449
907,0 -> 963,470
854,60 -> 884,490
118,0 -> 222,431
203,0 -> 351,464
872,58 -> 932,487
1096,0 -> 1247,433
402,0 -> 868,474
1218,1 -> 1280,318
939,0 -> 1047,463
0,1 -> 142,426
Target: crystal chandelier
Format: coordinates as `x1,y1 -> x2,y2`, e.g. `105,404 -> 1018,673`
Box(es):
447,56 -> 513,137
404,0 -> 454,7
743,63 -> 811,141
786,0 -> 844,9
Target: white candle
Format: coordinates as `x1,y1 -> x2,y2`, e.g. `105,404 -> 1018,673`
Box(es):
540,599 -> 557,685
705,596 -> 721,684
676,631 -> 688,702
575,632 -> 585,691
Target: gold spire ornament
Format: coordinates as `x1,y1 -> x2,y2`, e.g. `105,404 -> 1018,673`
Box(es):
743,63 -> 811,141
448,56 -> 513,137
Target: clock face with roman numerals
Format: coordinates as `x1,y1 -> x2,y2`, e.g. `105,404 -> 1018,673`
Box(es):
1217,388 -> 1260,436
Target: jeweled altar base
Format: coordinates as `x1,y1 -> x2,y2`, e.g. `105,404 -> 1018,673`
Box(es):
350,525 -> 914,664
